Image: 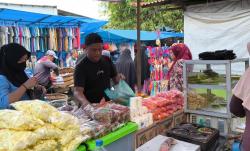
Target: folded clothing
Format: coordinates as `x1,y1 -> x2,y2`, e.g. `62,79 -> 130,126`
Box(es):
199,49 -> 236,60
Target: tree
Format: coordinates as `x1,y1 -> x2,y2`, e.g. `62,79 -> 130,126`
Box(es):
101,0 -> 184,32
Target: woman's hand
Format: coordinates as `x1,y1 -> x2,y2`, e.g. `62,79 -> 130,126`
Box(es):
23,77 -> 37,89
35,85 -> 47,94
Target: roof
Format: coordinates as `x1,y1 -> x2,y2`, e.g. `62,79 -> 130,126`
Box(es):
0,2 -> 56,9
58,9 -> 87,18
0,8 -> 107,29
135,0 -> 225,8
81,29 -> 184,43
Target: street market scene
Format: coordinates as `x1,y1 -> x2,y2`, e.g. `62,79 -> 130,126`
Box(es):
0,0 -> 249,151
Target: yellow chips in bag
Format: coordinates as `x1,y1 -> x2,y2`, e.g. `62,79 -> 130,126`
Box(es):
34,124 -> 62,140
12,100 -> 58,122
49,112 -> 80,130
0,130 -> 40,151
0,109 -> 44,131
62,135 -> 85,151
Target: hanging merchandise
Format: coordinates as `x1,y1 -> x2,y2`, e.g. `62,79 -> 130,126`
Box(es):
145,46 -> 171,95
0,26 -> 81,53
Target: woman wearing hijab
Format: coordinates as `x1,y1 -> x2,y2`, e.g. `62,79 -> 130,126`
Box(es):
0,43 -> 38,109
167,43 -> 192,92
134,44 -> 150,88
230,42 -> 250,151
116,44 -> 136,91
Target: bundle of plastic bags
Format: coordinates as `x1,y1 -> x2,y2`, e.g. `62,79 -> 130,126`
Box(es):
105,80 -> 135,106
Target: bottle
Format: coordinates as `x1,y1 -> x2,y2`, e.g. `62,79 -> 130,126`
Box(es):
94,140 -> 107,151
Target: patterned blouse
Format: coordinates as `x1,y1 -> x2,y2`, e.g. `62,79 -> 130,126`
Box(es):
169,59 -> 185,92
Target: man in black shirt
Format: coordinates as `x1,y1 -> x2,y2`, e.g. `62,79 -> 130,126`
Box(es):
74,33 -> 122,106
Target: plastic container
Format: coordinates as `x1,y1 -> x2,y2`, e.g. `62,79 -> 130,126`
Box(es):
94,140 -> 107,151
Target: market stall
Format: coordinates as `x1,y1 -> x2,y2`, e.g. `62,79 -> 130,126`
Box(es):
0,8 -> 107,68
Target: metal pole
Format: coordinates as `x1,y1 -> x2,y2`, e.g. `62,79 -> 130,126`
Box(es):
136,0 -> 142,91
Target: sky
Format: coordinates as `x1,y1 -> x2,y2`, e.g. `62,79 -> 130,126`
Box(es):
0,0 -> 105,19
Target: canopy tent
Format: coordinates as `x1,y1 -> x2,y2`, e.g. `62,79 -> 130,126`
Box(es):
81,29 -> 184,43
0,8 -> 107,33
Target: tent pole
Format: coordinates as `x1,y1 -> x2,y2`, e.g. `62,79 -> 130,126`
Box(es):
136,0 -> 142,92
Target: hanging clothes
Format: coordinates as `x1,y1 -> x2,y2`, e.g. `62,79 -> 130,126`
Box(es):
72,28 -> 77,49
8,27 -> 14,43
54,28 -> 58,50
76,28 -> 80,49
64,28 -> 69,51
18,27 -> 23,45
68,28 -> 73,51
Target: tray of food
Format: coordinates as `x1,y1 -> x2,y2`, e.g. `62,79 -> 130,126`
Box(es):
45,93 -> 68,101
167,123 -> 219,151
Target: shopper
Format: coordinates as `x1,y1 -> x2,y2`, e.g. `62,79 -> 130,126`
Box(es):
0,43 -> 37,109
116,44 -> 136,91
167,43 -> 192,92
134,44 -> 150,89
74,33 -> 123,106
230,42 -> 250,151
34,50 -> 59,88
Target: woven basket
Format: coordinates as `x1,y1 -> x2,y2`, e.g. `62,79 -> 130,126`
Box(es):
59,67 -> 74,74
45,93 -> 68,102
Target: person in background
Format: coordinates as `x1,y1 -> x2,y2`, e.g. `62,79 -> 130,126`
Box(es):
102,43 -> 111,58
167,43 -> 192,92
34,50 -> 59,88
116,43 -> 136,91
0,43 -> 37,109
134,44 -> 150,90
74,33 -> 123,107
66,51 -> 77,67
230,42 -> 250,151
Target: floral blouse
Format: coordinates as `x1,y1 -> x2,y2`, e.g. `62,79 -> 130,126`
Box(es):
169,59 -> 185,92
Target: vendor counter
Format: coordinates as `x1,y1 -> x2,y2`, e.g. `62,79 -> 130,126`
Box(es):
77,122 -> 138,151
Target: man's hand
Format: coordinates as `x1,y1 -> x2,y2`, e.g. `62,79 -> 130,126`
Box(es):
74,87 -> 91,107
118,73 -> 125,80
113,73 -> 125,85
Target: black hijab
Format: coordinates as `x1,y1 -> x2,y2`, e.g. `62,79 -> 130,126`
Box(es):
116,49 -> 136,91
0,43 -> 31,87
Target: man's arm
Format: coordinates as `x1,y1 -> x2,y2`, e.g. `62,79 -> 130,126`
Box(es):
74,87 -> 90,107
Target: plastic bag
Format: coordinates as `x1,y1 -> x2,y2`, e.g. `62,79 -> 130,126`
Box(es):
12,100 -> 58,122
105,80 -> 135,106
0,109 -> 44,131
91,107 -> 115,123
59,129 -> 80,145
34,124 -> 62,140
0,129 -> 40,151
62,135 -> 86,151
49,112 -> 80,130
29,140 -> 58,151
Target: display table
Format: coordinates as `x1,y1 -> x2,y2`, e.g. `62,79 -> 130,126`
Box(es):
136,135 -> 200,151
135,110 -> 185,148
77,122 -> 138,151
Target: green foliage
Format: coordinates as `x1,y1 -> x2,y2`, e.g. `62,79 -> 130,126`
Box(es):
101,0 -> 184,32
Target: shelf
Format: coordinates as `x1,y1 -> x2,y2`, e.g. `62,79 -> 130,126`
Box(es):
184,58 -> 249,65
188,84 -> 226,90
185,109 -> 231,119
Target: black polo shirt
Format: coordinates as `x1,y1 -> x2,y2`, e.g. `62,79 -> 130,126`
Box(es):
74,56 -> 117,103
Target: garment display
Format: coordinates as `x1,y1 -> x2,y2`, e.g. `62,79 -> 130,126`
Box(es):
0,26 -> 80,52
144,46 -> 170,95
